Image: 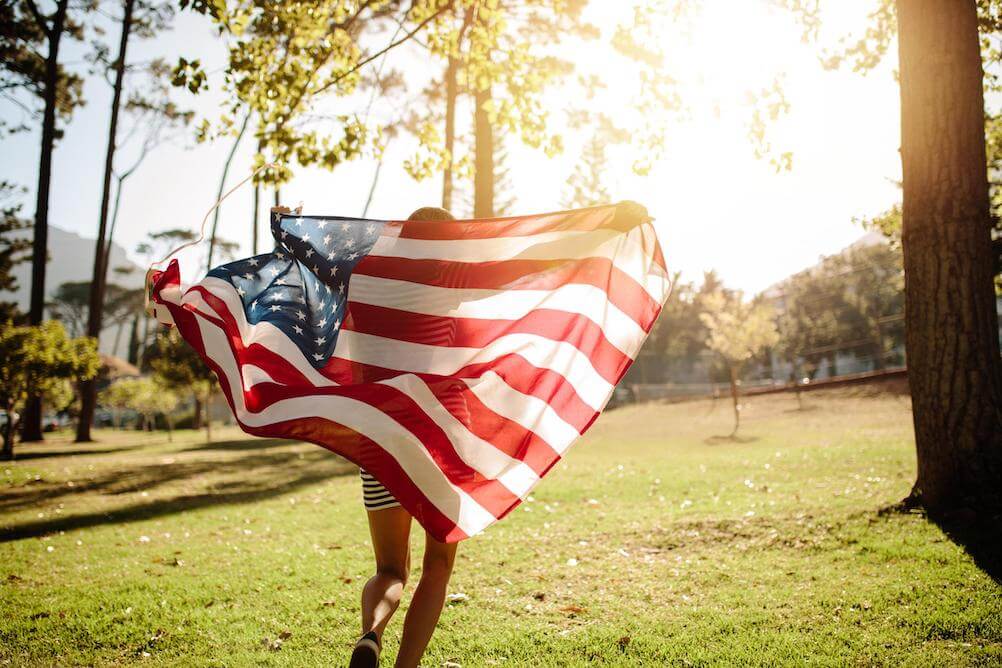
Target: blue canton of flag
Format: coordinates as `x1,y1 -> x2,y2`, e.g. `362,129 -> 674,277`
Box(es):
207,212 -> 387,368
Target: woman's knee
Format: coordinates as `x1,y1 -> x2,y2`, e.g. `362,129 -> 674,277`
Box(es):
375,560 -> 409,585
421,544 -> 456,581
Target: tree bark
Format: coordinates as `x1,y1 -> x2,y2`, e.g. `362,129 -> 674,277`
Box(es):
473,85 -> 494,218
22,0 -> 70,443
896,0 -> 1002,518
78,0 -> 135,443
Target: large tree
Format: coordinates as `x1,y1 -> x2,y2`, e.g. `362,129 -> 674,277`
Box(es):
2,0 -> 87,442
79,0 -> 139,442
895,1 -> 1001,519
78,0 -> 176,442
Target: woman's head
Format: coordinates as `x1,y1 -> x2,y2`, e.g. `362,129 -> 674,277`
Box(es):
407,207 -> 455,222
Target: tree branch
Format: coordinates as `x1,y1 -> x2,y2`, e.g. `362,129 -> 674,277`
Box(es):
313,0 -> 456,96
22,0 -> 51,38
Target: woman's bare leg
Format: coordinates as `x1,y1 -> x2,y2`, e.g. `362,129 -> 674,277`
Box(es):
360,506 -> 412,642
393,531 -> 458,668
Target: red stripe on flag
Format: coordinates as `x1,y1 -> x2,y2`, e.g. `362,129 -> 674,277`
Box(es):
353,255 -> 661,332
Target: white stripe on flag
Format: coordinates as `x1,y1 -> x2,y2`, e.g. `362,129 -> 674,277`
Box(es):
377,374 -> 540,498
464,371 -> 583,453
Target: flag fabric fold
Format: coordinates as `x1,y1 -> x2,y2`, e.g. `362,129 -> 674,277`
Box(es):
149,202 -> 670,543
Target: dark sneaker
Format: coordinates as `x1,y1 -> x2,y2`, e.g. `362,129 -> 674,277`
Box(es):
348,631 -> 380,668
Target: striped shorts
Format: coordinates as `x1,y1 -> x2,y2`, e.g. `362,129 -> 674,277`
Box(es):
360,468 -> 401,511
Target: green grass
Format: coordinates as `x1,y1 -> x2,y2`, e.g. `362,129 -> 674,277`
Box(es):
1,387 -> 999,666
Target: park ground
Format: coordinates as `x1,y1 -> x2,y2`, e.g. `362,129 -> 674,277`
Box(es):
1,384 -> 1000,666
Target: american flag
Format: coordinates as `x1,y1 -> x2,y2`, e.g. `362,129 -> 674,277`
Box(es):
150,203 -> 670,542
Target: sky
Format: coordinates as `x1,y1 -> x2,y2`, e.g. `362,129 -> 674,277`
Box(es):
1,0 -> 903,296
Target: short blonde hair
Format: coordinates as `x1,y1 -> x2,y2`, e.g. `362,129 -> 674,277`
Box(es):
407,207 -> 456,221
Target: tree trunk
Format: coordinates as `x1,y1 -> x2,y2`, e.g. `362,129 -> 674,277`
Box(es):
473,85 -> 494,218
442,57 -> 458,210
896,0 -> 1002,518
443,9 -> 471,212
361,155 -> 385,218
192,394 -> 202,431
207,110 -> 250,270
78,0 -> 135,443
728,364 -> 740,437
112,320 -> 125,358
252,183 -> 260,254
873,317 -> 886,371
137,314 -> 152,368
204,387 -> 212,442
251,137 -> 264,254
22,0 -> 70,444
127,312 -> 139,365
1,403 -> 14,460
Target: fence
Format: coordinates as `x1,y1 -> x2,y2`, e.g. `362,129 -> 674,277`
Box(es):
627,366 -> 908,404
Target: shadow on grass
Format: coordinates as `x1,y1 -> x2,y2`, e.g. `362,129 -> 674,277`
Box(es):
0,446 -> 355,543
703,435 -> 760,445
878,501 -> 1002,584
936,522 -> 1002,584
179,437 -> 294,453
11,447 -> 140,461
782,405 -> 821,414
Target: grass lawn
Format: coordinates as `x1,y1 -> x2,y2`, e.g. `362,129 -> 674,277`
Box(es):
1,386 -> 999,666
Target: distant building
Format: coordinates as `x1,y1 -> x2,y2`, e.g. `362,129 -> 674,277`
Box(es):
760,231 -> 904,382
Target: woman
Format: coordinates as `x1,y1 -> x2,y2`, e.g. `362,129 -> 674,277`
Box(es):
349,207 -> 459,668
